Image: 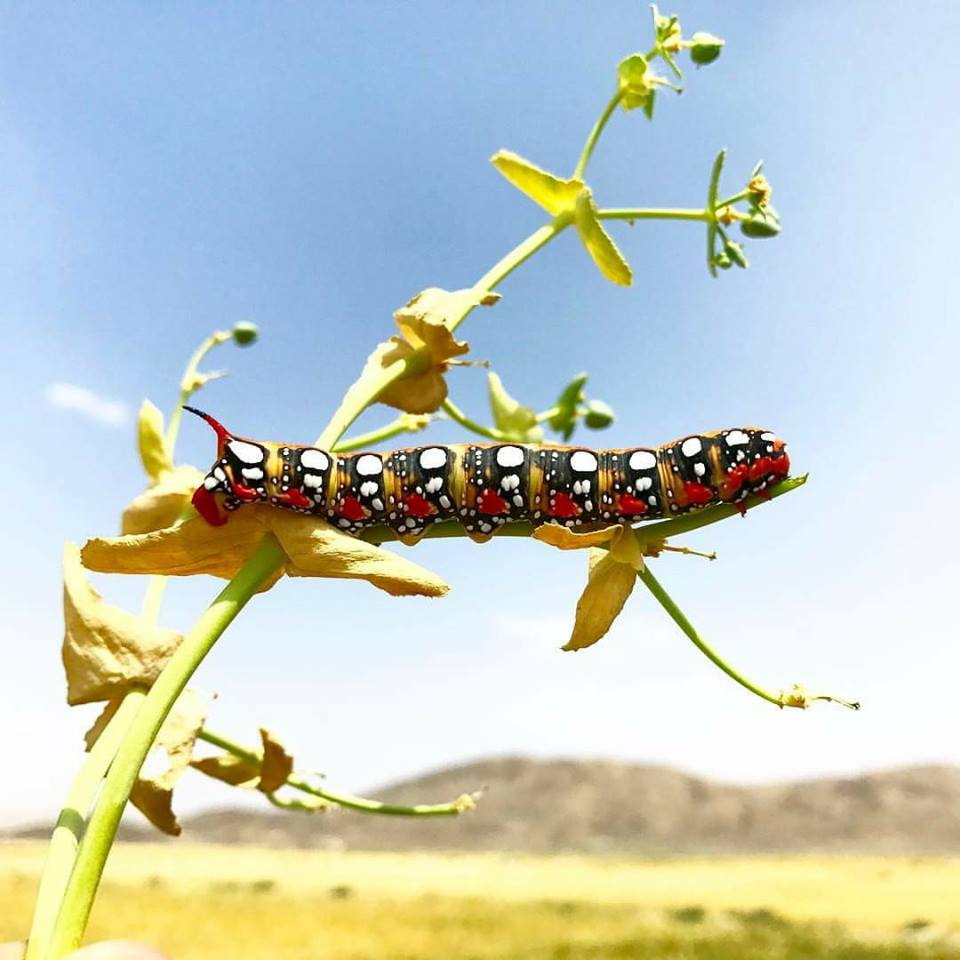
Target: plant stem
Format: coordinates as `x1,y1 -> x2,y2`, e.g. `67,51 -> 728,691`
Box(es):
163,330 -> 231,452
44,537 -> 286,958
197,730 -> 473,817
573,90 -> 622,179
24,692 -> 146,960
597,207 -> 709,223
441,399 -> 512,442
332,415 -> 430,453
636,564 -> 784,707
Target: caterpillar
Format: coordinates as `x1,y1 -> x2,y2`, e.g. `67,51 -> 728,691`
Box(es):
186,407 -> 790,543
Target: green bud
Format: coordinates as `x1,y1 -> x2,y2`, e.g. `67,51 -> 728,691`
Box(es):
583,399 -> 615,430
714,252 -> 732,270
232,321 -> 259,346
689,31 -> 724,66
740,210 -> 781,238
724,240 -> 748,269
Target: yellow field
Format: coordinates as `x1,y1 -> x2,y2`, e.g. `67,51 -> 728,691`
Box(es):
2,842 -> 958,959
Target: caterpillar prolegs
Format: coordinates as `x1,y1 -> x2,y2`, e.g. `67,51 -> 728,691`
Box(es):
187,408 -> 791,543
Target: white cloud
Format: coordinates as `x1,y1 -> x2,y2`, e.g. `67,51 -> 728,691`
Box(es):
45,382 -> 130,426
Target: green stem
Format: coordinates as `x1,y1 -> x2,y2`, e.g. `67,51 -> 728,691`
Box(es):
573,90 -> 622,179
198,730 -> 473,817
332,415 -> 430,453
637,564 -> 784,707
45,537 -> 286,958
163,330 -> 231,452
597,207 -> 709,223
705,148 -> 726,278
716,189 -> 750,209
24,692 -> 146,960
441,399 -> 512,442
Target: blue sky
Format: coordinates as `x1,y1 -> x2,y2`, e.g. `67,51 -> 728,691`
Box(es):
1,1 -> 958,826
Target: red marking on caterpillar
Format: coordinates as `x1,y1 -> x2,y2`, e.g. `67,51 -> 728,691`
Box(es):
403,493 -> 435,518
192,486 -> 227,526
232,482 -> 261,503
338,495 -> 367,522
683,481 -> 714,506
280,488 -> 313,510
550,492 -> 580,518
617,493 -> 648,516
478,488 -> 509,515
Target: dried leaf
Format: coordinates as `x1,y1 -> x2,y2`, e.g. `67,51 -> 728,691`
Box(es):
487,372 -> 543,442
191,754 -> 260,788
83,699 -> 121,751
533,522 -> 622,550
257,728 -> 294,793
121,465 -> 204,536
490,150 -> 584,216
130,689 -> 208,836
63,543 -> 182,705
82,508 -> 449,599
574,189 -> 633,286
137,400 -> 174,482
379,288 -> 498,414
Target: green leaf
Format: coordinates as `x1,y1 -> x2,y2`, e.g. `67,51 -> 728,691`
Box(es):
573,189 -> 633,287
137,399 -> 174,482
490,150 -> 583,217
487,372 -> 543,442
549,373 -> 589,440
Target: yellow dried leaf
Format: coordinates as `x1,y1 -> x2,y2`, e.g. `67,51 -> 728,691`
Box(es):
574,189 -> 633,286
63,543 -> 182,705
563,550 -> 638,651
83,699 -> 121,751
121,465 -> 204,536
379,287 -> 498,414
190,753 -> 260,788
533,522 -> 622,550
82,508 -> 449,599
137,400 -> 173,482
257,728 -> 294,793
129,689 -> 208,836
490,150 -> 584,216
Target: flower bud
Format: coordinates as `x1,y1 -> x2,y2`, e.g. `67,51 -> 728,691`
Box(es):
689,32 -> 724,66
232,321 -> 259,346
583,399 -> 615,430
724,240 -> 748,269
714,252 -> 732,270
740,210 -> 781,238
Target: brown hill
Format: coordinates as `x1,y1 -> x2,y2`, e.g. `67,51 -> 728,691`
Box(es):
11,758 -> 960,854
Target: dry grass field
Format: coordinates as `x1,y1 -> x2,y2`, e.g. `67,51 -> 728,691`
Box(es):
2,842 -> 958,959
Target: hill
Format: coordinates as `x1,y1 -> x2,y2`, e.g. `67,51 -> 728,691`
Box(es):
10,758 -> 960,854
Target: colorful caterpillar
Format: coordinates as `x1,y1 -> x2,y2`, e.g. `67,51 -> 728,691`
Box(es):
186,407 -> 790,542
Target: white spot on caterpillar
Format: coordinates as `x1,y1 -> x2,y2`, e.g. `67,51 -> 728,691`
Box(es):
637,476 -> 653,492
300,449 -> 329,471
302,473 -> 324,489
203,476 -> 218,490
761,432 -> 775,442
513,494 -> 524,507
629,450 -> 657,471
419,447 -> 447,470
337,518 -> 351,528
725,430 -> 750,447
570,450 -> 598,473
241,466 -> 264,481
500,474 -> 520,491
648,495 -> 657,506
371,498 -> 384,511
681,437 -> 702,458
425,476 -> 443,494
355,454 -> 383,476
496,445 -> 524,468
694,462 -> 706,477
227,440 -> 264,464
360,480 -> 379,497
439,495 -> 452,509
584,500 -> 593,511
213,467 -> 227,482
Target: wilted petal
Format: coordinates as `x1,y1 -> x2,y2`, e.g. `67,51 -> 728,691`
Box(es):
121,465 -> 205,536
190,753 -> 259,788
487,372 -> 543,442
137,400 -> 173,482
574,189 -> 633,286
256,728 -> 294,793
533,522 -> 622,550
63,544 -> 182,705
83,508 -> 448,599
191,728 -> 294,795
269,511 -> 449,597
490,150 -> 584,216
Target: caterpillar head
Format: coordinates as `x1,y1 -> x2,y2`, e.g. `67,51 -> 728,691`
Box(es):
185,407 -> 269,525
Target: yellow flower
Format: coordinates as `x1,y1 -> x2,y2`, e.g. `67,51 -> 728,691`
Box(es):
533,523 -> 644,651
82,507 -> 449,599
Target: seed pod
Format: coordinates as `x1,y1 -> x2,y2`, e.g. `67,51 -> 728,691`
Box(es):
690,32 -> 724,66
